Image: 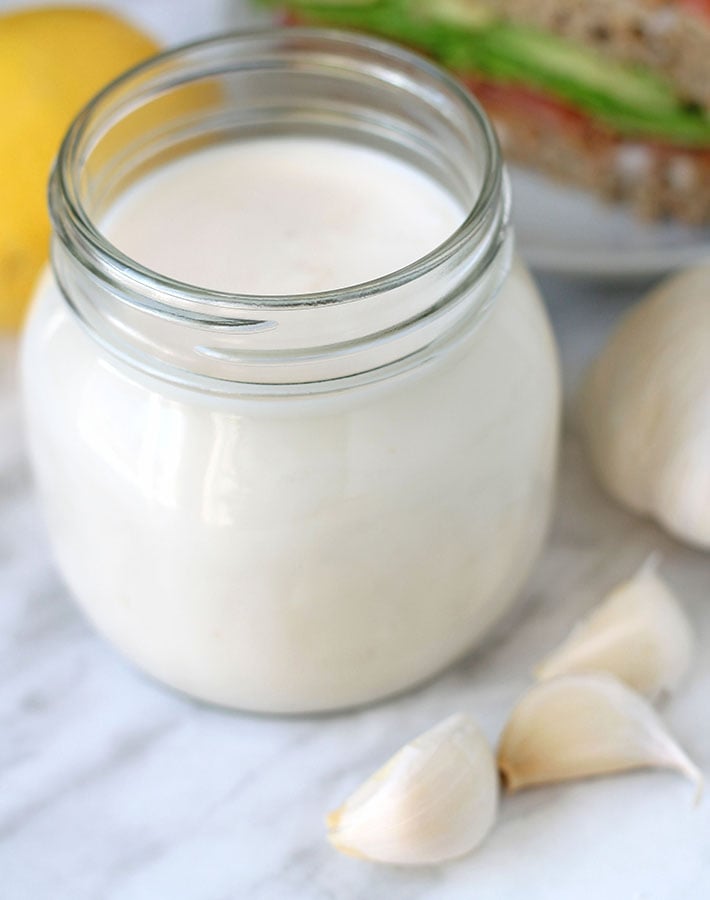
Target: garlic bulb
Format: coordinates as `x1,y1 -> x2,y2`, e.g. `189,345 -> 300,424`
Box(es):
498,673 -> 701,794
581,264 -> 710,549
327,713 -> 499,865
535,557 -> 694,701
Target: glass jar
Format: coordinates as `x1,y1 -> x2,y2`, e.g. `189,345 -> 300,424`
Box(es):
21,30 -> 560,713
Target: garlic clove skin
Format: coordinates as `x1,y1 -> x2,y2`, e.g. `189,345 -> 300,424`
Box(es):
327,713 -> 499,865
535,556 -> 694,701
581,264 -> 710,549
498,673 -> 702,795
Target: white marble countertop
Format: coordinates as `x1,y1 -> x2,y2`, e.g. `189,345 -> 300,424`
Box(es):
2,3 -> 710,898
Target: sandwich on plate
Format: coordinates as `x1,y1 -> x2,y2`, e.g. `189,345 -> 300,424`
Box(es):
269,0 -> 710,223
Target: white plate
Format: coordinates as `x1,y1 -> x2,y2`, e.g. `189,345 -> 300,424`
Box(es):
509,167 -> 710,280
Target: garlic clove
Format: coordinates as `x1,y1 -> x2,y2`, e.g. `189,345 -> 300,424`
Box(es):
580,264 -> 710,549
535,556 -> 694,701
498,673 -> 702,795
327,713 -> 499,865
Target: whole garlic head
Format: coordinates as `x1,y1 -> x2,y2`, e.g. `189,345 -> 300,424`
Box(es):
581,264 -> 710,549
327,713 -> 499,865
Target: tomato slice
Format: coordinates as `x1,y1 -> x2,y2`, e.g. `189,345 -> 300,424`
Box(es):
465,76 -> 710,159
676,0 -> 710,21
465,78 -> 595,135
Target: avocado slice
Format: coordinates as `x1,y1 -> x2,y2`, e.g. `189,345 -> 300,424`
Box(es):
269,0 -> 710,144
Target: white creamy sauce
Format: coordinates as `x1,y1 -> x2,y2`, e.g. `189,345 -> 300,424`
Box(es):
103,137 -> 465,294
22,137 -> 560,712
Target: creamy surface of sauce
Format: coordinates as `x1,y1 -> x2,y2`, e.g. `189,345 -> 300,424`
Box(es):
103,137 -> 464,294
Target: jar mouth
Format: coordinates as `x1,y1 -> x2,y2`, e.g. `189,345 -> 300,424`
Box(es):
52,27 -> 502,311
49,27 -> 511,391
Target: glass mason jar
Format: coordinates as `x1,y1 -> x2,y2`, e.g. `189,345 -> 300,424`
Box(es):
21,30 -> 560,713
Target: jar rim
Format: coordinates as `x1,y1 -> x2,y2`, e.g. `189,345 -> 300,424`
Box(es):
52,26 -> 503,312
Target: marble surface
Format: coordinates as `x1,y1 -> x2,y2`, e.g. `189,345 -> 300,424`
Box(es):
4,279 -> 710,900
2,2 -> 710,898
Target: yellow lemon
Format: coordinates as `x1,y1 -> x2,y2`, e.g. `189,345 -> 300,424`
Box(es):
0,6 -> 159,331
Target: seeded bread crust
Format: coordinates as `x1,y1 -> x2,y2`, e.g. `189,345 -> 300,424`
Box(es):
488,0 -> 710,109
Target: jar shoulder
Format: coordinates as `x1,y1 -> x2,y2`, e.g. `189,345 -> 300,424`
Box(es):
22,262 -> 560,529
22,261 -> 559,473
23,257 -> 557,403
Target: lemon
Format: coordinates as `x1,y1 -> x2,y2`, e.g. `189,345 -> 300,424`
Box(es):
0,6 -> 158,331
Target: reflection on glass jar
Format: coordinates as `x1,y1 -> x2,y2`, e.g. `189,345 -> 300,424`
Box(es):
21,30 -> 560,713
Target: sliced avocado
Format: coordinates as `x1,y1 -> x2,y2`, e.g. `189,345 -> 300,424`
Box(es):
449,25 -> 679,114
413,0 -> 496,29
272,0 -> 710,144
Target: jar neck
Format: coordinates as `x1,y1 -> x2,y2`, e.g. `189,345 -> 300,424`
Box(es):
50,29 -> 511,395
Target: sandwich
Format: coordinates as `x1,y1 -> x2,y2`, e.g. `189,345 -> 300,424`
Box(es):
268,0 -> 710,223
